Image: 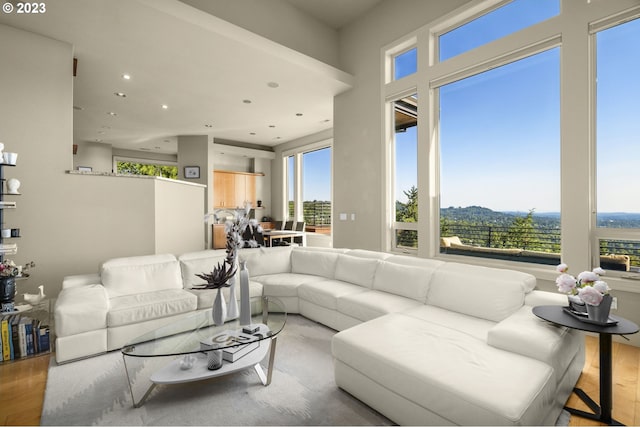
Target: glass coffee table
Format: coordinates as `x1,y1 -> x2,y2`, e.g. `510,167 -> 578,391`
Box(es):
121,296 -> 286,407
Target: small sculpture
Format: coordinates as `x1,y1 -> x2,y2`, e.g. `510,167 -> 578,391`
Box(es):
23,285 -> 45,305
6,178 -> 20,194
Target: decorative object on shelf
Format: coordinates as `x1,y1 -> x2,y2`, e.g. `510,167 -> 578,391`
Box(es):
1,229 -> 10,238
2,152 -> 17,165
0,259 -> 20,313
0,142 -> 4,162
257,200 -> 262,207
23,285 -> 45,305
6,178 -> 20,194
555,263 -> 612,322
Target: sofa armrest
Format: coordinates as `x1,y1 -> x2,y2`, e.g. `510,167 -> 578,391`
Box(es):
524,290 -> 567,307
55,284 -> 109,337
487,305 -> 579,366
62,273 -> 101,289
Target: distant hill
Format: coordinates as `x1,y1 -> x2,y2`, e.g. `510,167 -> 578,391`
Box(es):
439,206 -> 640,228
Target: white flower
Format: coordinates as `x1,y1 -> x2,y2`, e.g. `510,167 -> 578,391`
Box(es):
577,271 -> 599,284
593,280 -> 610,294
592,267 -> 606,276
556,263 -> 568,273
556,274 -> 576,294
578,286 -> 604,306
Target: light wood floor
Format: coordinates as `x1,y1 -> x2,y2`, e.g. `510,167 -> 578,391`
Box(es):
0,335 -> 638,426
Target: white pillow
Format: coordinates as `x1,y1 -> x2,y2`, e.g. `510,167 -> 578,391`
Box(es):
372,261 -> 434,302
334,254 -> 380,288
291,249 -> 339,278
101,254 -> 182,297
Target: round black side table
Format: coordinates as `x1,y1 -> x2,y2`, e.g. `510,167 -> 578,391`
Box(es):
533,305 -> 638,426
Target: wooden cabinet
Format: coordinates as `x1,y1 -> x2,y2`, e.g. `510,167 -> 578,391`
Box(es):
213,171 -> 257,208
212,224 -> 227,249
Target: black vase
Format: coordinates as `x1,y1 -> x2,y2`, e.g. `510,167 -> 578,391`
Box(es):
0,276 -> 16,313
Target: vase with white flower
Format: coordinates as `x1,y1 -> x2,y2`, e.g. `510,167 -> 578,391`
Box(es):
555,263 -> 613,323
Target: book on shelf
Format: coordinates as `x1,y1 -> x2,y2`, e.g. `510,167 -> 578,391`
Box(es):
200,330 -> 260,363
0,314 -> 50,361
1,316 -> 10,361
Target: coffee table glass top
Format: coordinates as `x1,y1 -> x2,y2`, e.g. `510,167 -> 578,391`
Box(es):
122,296 -> 286,358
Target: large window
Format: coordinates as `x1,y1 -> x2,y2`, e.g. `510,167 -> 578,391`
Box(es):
439,0 -> 559,61
384,0 -> 640,275
283,142 -> 332,234
438,49 -> 561,264
595,17 -> 640,272
115,157 -> 177,179
393,95 -> 418,251
302,147 -> 332,229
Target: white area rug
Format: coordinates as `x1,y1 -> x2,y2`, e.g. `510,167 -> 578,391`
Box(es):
42,314 -> 571,426
41,315 -> 392,426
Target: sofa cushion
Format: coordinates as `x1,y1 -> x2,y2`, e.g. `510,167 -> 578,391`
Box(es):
337,290 -> 422,322
239,246 -> 293,277
332,313 -> 556,426
298,279 -> 367,310
488,305 -> 583,384
427,262 -> 536,322
107,289 -> 197,327
55,284 -> 109,337
178,250 -> 230,288
253,273 -> 326,297
101,254 -> 183,297
291,248 -> 339,278
372,261 -> 434,302
334,255 -> 380,288
401,304 -> 496,341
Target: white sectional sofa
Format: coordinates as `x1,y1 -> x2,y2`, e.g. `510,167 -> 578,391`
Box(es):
54,246 -> 584,425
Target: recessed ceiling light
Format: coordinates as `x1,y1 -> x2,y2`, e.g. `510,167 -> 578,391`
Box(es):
205,124 -> 213,128
73,105 -> 84,110
155,146 -> 161,150
164,139 -> 171,143
114,92 -> 126,98
243,99 -> 252,104
267,82 -> 279,88
249,132 -> 256,136
107,112 -> 117,116
94,139 -> 102,142
101,125 -> 111,129
323,119 -> 331,123
161,104 -> 169,110
97,131 -> 105,135
296,113 -> 303,116
269,125 -> 276,128
275,136 -> 282,140
122,73 -> 131,80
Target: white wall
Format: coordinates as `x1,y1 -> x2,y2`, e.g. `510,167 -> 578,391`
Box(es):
0,24 -> 206,300
73,141 -> 113,172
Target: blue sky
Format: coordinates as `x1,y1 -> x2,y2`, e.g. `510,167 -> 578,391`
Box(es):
394,0 -> 640,215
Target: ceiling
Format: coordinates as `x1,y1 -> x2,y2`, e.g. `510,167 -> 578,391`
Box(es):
0,0 -> 379,154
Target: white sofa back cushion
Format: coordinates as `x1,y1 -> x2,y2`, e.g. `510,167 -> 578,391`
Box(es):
373,261 -> 434,302
178,250 -> 230,288
291,248 -> 340,279
239,246 -> 293,277
334,254 -> 380,288
427,262 -> 536,322
101,254 -> 182,297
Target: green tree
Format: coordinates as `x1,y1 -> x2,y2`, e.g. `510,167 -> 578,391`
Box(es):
505,209 -> 538,249
117,162 -> 177,179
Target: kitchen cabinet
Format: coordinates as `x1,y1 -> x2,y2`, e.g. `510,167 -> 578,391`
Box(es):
213,171 -> 258,208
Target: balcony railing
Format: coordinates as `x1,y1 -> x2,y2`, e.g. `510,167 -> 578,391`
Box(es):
439,223 -> 640,271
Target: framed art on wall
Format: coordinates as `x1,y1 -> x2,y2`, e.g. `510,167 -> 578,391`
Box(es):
184,166 -> 200,179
